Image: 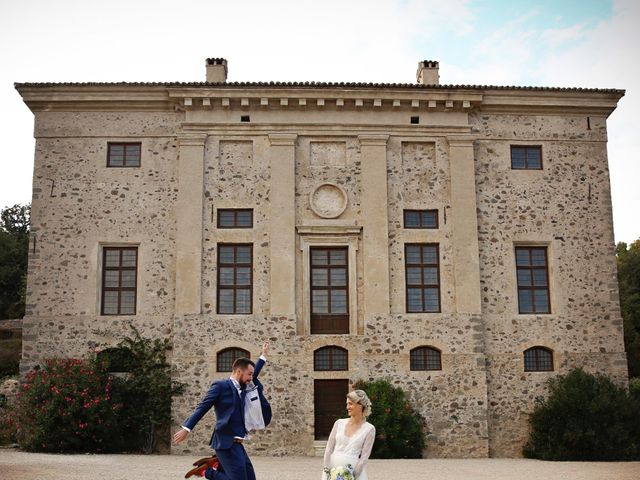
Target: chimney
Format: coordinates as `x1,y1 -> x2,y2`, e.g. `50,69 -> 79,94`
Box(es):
206,58 -> 228,83
417,60 -> 439,85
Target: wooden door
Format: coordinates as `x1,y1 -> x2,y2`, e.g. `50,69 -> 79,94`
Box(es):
314,379 -> 349,439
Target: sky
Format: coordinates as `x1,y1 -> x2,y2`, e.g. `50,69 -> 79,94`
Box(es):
0,0 -> 638,244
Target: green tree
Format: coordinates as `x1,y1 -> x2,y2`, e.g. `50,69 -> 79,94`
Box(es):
523,368 -> 640,460
616,240 -> 640,378
353,379 -> 425,458
0,204 -> 30,320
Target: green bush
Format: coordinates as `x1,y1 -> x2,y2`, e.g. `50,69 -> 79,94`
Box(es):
523,368 -> 640,460
15,358 -> 125,452
14,327 -> 184,454
0,337 -> 21,380
101,326 -> 184,453
353,379 -> 425,458
630,377 -> 640,402
0,394 -> 17,445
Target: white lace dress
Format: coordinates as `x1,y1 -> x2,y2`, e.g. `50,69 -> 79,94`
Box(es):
322,418 -> 376,480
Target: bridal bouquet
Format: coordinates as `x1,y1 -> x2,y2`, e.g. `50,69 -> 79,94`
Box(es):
323,464 -> 355,480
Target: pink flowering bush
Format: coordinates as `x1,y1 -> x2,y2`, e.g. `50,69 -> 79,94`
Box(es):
15,358 -> 125,452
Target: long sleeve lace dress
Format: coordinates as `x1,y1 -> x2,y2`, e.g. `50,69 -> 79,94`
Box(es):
322,418 -> 376,480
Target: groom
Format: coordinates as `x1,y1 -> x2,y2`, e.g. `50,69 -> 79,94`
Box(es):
173,342 -> 270,480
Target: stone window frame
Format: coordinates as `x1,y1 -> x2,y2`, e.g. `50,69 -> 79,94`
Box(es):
515,245 -> 551,314
409,346 -> 442,371
107,142 -> 142,168
100,245 -> 139,316
216,347 -> 251,372
523,346 -> 554,372
404,243 -> 441,313
510,145 -> 542,170
309,246 -> 349,334
313,345 -> 349,371
297,226 -> 360,336
216,243 -> 253,315
217,208 -> 253,229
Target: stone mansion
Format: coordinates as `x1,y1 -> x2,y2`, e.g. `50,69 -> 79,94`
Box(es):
15,58 -> 627,457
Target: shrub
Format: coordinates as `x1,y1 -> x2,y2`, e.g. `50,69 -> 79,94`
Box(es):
14,327 -> 184,454
101,326 -> 184,453
0,337 -> 21,380
15,359 -> 125,452
353,379 -> 425,458
523,368 -> 640,460
0,399 -> 17,445
630,377 -> 640,402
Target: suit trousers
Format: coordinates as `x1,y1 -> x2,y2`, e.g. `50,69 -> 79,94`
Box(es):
208,443 -> 256,480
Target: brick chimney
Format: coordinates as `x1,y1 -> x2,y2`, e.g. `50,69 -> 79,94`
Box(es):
206,58 -> 228,83
416,60 -> 439,85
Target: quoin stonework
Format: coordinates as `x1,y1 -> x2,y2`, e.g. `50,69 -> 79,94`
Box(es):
15,58 -> 627,458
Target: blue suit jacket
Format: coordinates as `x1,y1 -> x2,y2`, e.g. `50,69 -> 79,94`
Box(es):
182,358 -> 271,449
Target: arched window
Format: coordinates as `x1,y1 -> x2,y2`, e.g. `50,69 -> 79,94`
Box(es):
524,346 -> 553,372
410,346 -> 442,371
217,347 -> 251,372
314,346 -> 348,371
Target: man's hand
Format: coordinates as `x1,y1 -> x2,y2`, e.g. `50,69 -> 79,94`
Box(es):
261,341 -> 269,357
172,428 -> 189,445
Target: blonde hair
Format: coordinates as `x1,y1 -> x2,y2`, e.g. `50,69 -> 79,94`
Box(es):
347,389 -> 372,417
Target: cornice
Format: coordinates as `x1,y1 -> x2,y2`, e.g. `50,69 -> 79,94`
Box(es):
14,83 -> 624,117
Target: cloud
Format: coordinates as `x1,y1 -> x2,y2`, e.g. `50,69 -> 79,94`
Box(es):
540,23 -> 587,46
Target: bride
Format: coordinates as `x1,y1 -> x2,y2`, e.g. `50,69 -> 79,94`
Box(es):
322,390 -> 376,480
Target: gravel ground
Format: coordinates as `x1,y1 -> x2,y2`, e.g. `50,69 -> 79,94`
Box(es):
1,449 -> 639,480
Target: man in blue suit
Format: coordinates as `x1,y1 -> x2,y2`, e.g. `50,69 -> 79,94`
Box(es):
173,342 -> 271,480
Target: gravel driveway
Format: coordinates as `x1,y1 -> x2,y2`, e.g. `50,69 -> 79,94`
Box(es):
1,450 -> 639,480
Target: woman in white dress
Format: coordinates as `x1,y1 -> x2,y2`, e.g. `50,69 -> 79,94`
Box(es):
322,390 -> 376,480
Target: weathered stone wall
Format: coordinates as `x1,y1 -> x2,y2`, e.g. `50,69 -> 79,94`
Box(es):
22,111 -> 181,369
471,112 -> 627,456
387,138 -> 453,313
295,136 -> 362,225
171,312 -> 490,458
202,135 -> 272,315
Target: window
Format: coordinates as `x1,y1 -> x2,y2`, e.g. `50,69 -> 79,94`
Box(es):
310,247 -> 349,334
404,209 -> 438,229
511,145 -> 542,170
217,244 -> 253,314
314,346 -> 348,371
524,346 -> 553,372
405,244 -> 440,313
516,246 -> 550,314
101,247 -> 138,315
217,347 -> 251,372
107,142 -> 141,167
217,209 -> 253,228
410,346 -> 442,371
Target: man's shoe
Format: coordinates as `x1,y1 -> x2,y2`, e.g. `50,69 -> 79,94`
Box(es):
184,456 -> 220,478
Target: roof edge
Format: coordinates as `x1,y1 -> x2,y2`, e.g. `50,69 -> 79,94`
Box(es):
14,81 -> 625,95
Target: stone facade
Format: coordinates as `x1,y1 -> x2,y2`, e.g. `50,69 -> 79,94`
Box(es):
15,59 -> 626,458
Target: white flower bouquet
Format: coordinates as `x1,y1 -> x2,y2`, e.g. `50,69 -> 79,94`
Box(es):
323,464 -> 355,480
